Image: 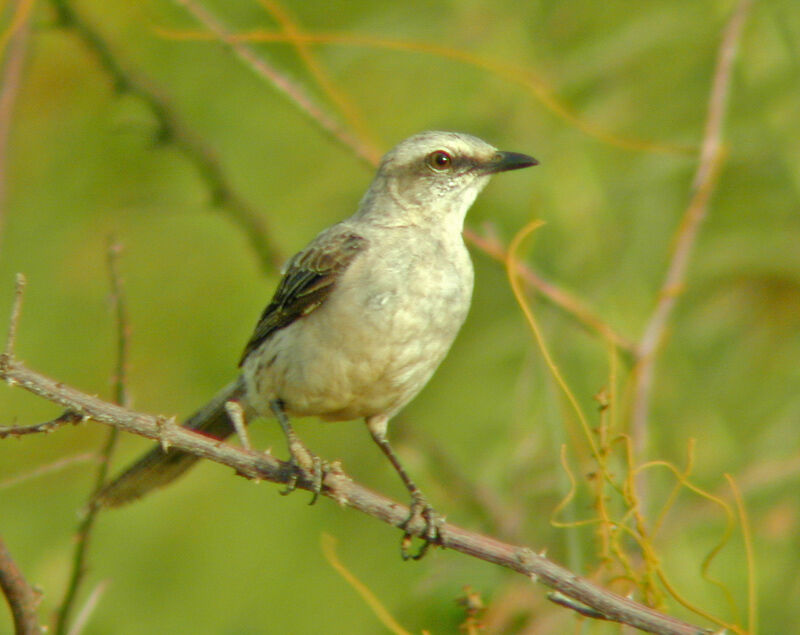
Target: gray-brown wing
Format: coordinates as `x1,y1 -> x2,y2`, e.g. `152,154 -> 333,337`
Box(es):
238,229 -> 367,366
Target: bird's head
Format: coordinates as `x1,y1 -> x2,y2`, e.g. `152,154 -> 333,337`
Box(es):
360,131 -> 537,230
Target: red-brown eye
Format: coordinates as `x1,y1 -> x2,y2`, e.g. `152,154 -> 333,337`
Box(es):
426,150 -> 452,171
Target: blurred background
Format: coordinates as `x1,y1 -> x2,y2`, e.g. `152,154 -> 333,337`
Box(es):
1,0 -> 798,633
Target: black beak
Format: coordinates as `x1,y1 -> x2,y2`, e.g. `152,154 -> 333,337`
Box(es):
486,151 -> 539,174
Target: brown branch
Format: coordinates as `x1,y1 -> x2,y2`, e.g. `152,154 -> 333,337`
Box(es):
0,0 -> 33,249
173,0 -> 378,167
5,272 -> 24,357
630,0 -> 754,454
464,225 -> 637,354
0,536 -> 42,635
0,356 -> 710,635
106,239 -> 129,407
256,0 -> 382,161
0,411 -> 82,438
46,0 -> 284,272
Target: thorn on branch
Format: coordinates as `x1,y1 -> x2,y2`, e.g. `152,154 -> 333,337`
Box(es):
156,416 -> 176,452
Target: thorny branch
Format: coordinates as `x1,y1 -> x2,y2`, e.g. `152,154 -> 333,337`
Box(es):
0,358 -> 708,635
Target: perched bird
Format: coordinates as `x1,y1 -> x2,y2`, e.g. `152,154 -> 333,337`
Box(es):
97,131 -> 537,557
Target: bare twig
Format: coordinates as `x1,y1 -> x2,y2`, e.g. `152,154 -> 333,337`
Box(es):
0,411 -> 83,438
46,0 -> 284,272
4,273 -> 25,358
172,0 -> 378,167
465,225 -> 636,354
0,0 -> 33,247
0,356 -> 710,635
160,25 -> 694,157
0,453 -> 97,490
630,0 -> 754,456
65,581 -> 108,635
256,0 -> 381,161
0,536 -> 42,635
53,242 -> 127,635
106,239 -> 128,408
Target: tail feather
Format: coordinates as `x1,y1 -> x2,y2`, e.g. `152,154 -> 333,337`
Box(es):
95,377 -> 248,508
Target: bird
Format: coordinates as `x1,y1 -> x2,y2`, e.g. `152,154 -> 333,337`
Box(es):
96,131 -> 537,558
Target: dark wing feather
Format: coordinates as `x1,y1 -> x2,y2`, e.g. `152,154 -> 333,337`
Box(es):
238,229 -> 366,366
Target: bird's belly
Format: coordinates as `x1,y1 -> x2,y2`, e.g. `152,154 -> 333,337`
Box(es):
295,333 -> 449,421
243,270 -> 470,421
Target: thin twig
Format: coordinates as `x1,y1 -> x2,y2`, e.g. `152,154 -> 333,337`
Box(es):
172,0 -> 378,167
106,239 -> 128,408
464,225 -> 636,354
46,0 -> 284,272
4,273 -> 25,358
0,356 -> 710,635
0,535 -> 42,635
159,26 -> 695,157
0,411 -> 83,438
53,242 -> 128,635
630,0 -> 754,457
0,453 -> 98,490
257,0 -> 382,163
65,581 -> 108,635
0,0 -> 33,248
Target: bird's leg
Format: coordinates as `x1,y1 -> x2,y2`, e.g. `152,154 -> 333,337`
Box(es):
269,399 -> 326,504
366,415 -> 444,560
225,400 -> 251,450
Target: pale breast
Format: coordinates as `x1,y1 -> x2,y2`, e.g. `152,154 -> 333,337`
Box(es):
243,226 -> 473,421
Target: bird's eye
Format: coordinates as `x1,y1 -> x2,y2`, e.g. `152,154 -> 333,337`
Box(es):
426,150 -> 452,171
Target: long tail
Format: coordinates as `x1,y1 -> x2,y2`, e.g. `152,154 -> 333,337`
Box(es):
94,377 -> 248,508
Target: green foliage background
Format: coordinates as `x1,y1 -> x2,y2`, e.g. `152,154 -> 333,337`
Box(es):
1,0 -> 799,633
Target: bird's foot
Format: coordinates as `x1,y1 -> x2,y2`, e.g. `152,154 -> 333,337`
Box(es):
281,437 -> 328,505
400,493 -> 445,560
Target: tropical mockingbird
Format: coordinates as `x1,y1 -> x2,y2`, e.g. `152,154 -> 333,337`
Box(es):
97,131 -> 537,557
